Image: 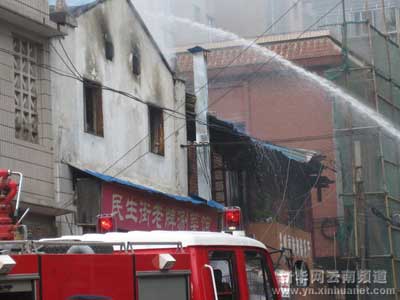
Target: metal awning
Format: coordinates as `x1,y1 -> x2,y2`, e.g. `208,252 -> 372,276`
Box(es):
257,141 -> 319,163
73,167 -> 225,211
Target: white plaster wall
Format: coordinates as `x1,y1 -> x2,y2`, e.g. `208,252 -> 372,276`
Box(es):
51,0 -> 188,205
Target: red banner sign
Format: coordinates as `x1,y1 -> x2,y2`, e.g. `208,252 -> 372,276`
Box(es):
102,183 -> 219,232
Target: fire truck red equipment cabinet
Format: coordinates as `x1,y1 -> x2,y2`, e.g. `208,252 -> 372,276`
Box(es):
3,232 -> 282,300
40,254 -> 135,300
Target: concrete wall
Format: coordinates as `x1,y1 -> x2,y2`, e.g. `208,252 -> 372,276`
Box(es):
0,0 -> 52,25
0,6 -> 60,238
51,0 -> 188,233
206,68 -> 338,258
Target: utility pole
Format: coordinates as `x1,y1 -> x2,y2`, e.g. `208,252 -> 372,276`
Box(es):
342,0 -> 347,48
354,141 -> 367,300
380,0 -> 389,36
364,0 -> 369,13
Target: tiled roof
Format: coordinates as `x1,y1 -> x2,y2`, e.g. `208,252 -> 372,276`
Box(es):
177,32 -> 342,73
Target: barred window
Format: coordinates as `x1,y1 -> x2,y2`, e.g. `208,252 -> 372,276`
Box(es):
13,37 -> 39,143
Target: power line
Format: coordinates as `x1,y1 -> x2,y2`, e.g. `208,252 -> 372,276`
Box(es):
48,40 -> 189,119
101,2 -> 304,175
257,163 -> 325,244
199,0 -> 343,116
110,1 -> 343,177
189,0 -> 302,97
58,39 -> 82,79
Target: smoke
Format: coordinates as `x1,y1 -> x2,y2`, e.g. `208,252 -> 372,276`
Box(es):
131,0 -> 177,68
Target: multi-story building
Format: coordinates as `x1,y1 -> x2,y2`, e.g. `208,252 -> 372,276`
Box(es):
177,22 -> 400,297
158,0 -> 400,47
50,0 -> 222,235
0,0 -> 68,238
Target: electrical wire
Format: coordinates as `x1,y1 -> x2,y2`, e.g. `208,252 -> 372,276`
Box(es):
99,1 -> 306,175
197,0 -> 343,116
113,0 -> 343,177
188,0 -> 302,97
280,164 -> 325,233
5,2 -> 339,182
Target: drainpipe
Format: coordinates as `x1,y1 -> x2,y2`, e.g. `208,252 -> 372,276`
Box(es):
188,46 -> 212,200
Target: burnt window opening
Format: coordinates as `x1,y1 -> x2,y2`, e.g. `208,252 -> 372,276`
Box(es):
104,33 -> 114,61
317,186 -> 322,202
149,106 -> 164,156
83,79 -> 104,137
132,49 -> 141,76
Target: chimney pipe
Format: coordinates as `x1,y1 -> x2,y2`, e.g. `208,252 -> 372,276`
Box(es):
55,0 -> 68,12
188,46 -> 212,200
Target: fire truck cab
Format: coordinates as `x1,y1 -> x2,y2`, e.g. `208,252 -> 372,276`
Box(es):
0,231 -> 281,300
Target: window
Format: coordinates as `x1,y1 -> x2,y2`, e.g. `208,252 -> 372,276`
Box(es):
83,80 -> 104,136
104,33 -> 114,61
386,8 -> 397,34
245,251 -> 276,300
207,15 -> 215,27
149,106 -> 164,155
209,251 -> 238,300
13,37 -> 39,143
193,5 -> 201,22
138,275 -> 189,300
131,47 -> 141,76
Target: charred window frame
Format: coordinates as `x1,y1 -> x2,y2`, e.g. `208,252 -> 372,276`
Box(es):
104,33 -> 114,61
149,105 -> 164,156
83,79 -> 104,137
131,47 -> 141,76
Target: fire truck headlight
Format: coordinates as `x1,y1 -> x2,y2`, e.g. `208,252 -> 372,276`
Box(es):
158,254 -> 176,270
0,255 -> 16,274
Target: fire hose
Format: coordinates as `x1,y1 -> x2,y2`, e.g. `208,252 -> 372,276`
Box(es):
0,169 -> 24,240
0,170 -> 18,206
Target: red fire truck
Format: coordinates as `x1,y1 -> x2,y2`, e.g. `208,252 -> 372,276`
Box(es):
0,169 -> 283,300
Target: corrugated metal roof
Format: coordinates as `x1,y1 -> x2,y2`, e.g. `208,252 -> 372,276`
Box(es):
76,168 -> 225,211
209,115 -> 319,163
259,141 -> 319,163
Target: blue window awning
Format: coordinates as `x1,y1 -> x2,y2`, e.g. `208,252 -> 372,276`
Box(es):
75,167 -> 225,211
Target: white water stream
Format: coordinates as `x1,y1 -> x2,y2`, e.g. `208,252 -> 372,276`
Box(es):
149,13 -> 400,141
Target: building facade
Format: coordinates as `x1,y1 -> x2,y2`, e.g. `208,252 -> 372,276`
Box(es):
177,32 -> 340,260
177,25 -> 400,298
50,0 -> 222,235
0,0 -> 69,238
